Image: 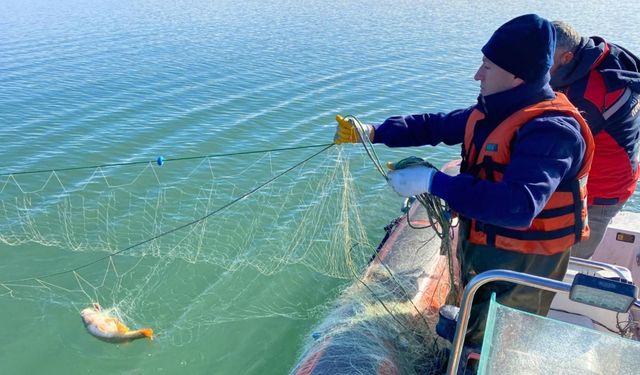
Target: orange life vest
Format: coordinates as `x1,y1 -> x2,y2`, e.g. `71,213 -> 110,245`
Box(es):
461,93 -> 595,255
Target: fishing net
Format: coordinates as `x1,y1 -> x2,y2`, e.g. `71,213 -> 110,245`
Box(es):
0,144 -> 453,374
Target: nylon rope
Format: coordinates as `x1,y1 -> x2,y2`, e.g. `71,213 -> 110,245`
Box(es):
0,143 -> 334,177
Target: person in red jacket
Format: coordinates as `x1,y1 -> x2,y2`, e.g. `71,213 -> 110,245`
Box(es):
550,21 -> 640,259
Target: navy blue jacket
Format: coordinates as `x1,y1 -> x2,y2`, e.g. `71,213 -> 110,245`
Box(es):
374,79 -> 587,229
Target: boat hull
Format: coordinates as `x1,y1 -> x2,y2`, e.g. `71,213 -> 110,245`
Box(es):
292,202 -> 457,375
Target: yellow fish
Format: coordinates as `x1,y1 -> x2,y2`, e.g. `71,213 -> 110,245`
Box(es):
80,303 -> 153,343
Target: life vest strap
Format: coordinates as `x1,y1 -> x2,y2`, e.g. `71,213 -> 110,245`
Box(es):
572,178 -> 585,242
535,204 -> 575,218
476,221 -> 577,241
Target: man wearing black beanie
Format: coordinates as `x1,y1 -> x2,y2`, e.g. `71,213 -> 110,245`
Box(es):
334,14 -> 595,347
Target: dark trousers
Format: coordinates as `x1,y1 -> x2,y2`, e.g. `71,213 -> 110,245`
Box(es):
457,220 -> 571,346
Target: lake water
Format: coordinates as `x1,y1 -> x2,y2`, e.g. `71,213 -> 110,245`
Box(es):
1,1 -> 640,374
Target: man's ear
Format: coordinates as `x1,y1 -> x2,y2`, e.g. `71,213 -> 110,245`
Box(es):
560,51 -> 574,65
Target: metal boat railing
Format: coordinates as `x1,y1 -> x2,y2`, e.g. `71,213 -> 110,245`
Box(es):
445,269 -> 640,375
569,256 -> 628,279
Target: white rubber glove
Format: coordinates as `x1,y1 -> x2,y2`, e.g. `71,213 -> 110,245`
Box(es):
387,166 -> 436,197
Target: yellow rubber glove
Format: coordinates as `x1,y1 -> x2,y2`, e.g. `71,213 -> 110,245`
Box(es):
334,115 -> 374,144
